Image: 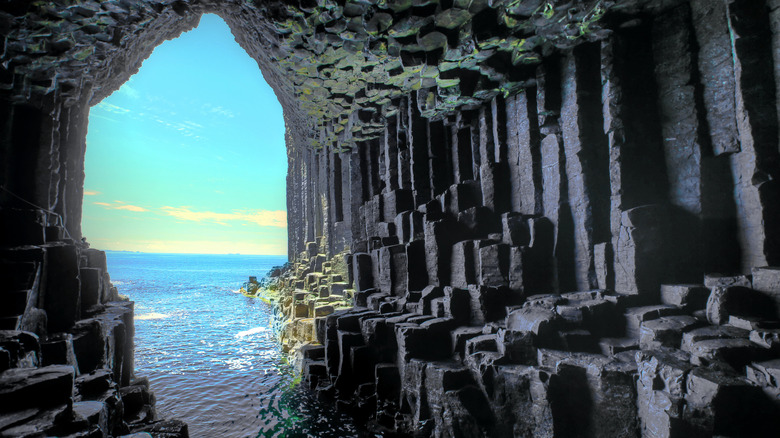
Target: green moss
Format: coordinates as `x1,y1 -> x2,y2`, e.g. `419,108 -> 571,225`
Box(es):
384,0 -> 413,13
434,8 -> 471,30
418,31 -> 448,52
576,1 -> 606,38
73,46 -> 94,60
541,2 -> 555,19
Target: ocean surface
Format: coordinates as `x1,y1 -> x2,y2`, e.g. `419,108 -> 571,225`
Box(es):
104,252 -> 359,438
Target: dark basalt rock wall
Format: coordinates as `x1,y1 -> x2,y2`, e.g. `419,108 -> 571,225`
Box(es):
2,0 -> 780,437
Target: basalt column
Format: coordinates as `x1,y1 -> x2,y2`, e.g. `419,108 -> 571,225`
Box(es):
4,1 -> 780,437
285,2 -> 780,437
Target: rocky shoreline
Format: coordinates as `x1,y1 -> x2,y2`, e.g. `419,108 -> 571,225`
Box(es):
4,0 -> 780,436
264,233 -> 780,437
258,242 -> 354,365
0,236 -> 188,438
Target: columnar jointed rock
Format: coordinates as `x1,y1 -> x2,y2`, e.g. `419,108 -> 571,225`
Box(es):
0,240 -> 187,437
4,0 -> 780,436
264,244 -> 356,358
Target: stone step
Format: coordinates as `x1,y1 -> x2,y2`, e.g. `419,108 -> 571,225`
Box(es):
128,419 -> 189,437
0,404 -> 71,437
557,329 -> 598,353
41,333 -> 78,370
73,400 -> 108,434
638,315 -> 702,350
0,365 -> 75,411
623,305 -> 683,338
75,370 -> 114,401
749,327 -> 780,349
688,337 -> 771,369
119,383 -> 154,424
681,325 -> 749,353
660,284 -> 709,310
599,337 -> 639,356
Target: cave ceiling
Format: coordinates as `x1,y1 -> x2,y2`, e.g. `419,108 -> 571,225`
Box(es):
1,0 -> 670,149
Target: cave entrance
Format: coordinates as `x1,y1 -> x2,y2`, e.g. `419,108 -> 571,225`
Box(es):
82,14 -> 288,256
78,14 -> 313,435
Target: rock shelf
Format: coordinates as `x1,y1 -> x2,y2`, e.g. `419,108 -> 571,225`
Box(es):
0,222 -> 188,437
4,0 -> 780,436
295,255 -> 780,436
262,241 -> 355,356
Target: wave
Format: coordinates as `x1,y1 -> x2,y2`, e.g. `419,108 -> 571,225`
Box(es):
135,312 -> 169,320
236,326 -> 269,337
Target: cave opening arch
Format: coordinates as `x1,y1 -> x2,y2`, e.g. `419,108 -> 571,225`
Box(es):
0,2 -> 315,261
82,13 -> 288,256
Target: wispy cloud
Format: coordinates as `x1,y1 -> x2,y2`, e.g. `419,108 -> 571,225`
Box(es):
150,117 -> 204,138
115,205 -> 148,212
87,238 -> 287,256
161,206 -> 286,227
84,190 -> 101,196
202,103 -> 236,118
96,102 -> 131,114
120,85 -> 140,99
94,201 -> 148,212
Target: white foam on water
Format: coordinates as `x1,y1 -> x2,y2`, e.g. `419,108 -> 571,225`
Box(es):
236,326 -> 269,337
135,312 -> 169,320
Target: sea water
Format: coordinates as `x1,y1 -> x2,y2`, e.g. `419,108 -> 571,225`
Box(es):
105,252 -> 359,438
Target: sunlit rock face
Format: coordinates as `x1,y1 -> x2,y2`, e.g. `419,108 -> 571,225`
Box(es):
3,0 -> 780,437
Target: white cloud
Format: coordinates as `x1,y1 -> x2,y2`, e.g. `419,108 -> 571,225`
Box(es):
84,190 -> 100,196
96,102 -> 131,114
93,201 -> 148,212
120,85 -> 140,99
115,204 -> 148,212
87,238 -> 287,256
160,206 -> 287,228
202,103 -> 236,118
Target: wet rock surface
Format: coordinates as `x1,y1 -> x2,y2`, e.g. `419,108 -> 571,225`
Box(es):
3,0 -> 780,436
0,241 -> 186,438
273,239 -> 780,436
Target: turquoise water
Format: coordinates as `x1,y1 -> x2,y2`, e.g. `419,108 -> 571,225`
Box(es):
105,252 -> 358,438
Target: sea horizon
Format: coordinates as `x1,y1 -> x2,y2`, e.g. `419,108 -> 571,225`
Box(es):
103,249 -> 289,257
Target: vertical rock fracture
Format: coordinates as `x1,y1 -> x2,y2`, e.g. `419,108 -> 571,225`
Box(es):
2,0 -> 780,436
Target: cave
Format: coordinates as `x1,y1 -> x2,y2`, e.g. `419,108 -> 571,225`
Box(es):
2,0 -> 780,437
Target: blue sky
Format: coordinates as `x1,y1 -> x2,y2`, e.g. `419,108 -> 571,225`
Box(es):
83,14 -> 288,255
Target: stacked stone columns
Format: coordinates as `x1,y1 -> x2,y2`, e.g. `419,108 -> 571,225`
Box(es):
4,0 -> 780,436
281,3 -> 780,435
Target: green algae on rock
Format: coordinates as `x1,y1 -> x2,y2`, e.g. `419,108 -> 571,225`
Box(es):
1,0 -> 618,152
259,240 -> 354,356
